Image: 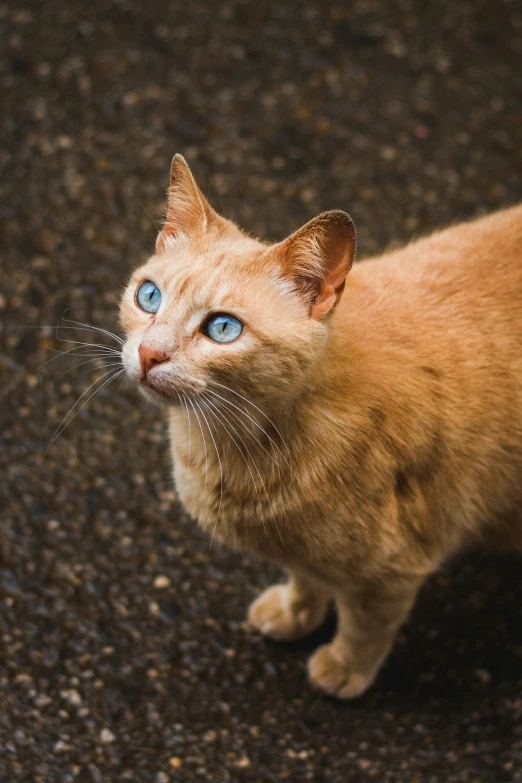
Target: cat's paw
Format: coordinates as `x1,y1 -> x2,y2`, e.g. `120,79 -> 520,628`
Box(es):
307,644 -> 373,700
248,584 -> 327,642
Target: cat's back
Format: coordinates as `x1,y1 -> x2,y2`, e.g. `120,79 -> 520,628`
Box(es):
348,203 -> 522,340
335,204 -> 522,548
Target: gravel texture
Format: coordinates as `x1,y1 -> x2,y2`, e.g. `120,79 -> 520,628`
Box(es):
2,1 -> 522,781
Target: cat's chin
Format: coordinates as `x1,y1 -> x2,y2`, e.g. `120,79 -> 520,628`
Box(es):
139,383 -> 178,407
138,375 -> 205,407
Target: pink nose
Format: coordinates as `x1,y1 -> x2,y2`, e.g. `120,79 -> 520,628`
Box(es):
138,343 -> 169,375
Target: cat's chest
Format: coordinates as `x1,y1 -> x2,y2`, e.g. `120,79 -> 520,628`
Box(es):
173,452 -> 257,525
168,412 -> 297,557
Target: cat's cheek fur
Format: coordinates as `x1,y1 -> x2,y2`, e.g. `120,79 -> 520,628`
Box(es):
121,335 -> 143,385
210,320 -> 328,407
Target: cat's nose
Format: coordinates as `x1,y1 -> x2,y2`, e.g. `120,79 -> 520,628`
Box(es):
138,343 -> 169,375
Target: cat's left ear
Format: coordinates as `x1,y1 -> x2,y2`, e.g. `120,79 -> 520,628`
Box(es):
273,210 -> 356,319
156,154 -> 220,252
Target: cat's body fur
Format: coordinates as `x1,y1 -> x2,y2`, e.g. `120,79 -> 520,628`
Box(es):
120,156 -> 522,698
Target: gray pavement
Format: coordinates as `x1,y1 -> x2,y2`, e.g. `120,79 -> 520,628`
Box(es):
2,1 -> 522,781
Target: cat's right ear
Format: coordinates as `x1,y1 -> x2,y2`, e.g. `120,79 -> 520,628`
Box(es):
156,154 -> 218,252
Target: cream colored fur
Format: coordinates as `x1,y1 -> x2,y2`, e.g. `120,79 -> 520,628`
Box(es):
120,155 -> 522,699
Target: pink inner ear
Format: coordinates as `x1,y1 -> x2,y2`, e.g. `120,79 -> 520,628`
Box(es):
281,211 -> 356,320
311,288 -> 341,320
309,264 -> 349,320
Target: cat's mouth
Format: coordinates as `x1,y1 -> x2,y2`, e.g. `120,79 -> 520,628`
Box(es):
140,373 -> 203,405
140,375 -> 177,404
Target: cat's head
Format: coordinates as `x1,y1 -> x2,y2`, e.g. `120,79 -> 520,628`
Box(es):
120,155 -> 356,408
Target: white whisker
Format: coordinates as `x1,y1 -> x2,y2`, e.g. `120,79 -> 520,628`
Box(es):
206,393 -> 287,522
181,391 -> 192,469
59,315 -> 124,346
206,383 -> 293,474
202,394 -> 267,535
209,380 -> 292,461
187,396 -> 209,488
202,392 -> 285,546
76,361 -> 123,377
46,367 -> 124,453
37,344 -> 121,372
56,356 -> 123,381
205,389 -> 283,471
54,335 -> 121,350
193,397 -> 224,550
19,321 -> 123,347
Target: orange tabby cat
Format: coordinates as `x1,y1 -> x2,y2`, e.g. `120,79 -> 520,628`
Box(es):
120,155 -> 522,698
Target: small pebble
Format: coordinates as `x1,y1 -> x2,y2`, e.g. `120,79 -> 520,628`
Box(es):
100,729 -> 116,744
154,575 -> 171,589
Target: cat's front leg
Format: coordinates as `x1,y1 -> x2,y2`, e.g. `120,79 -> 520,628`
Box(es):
248,572 -> 329,641
308,575 -> 424,699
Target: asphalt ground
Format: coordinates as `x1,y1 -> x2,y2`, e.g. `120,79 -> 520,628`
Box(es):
2,1 -> 522,781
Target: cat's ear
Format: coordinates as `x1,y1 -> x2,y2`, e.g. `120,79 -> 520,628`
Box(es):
274,210 -> 356,319
156,154 -> 219,252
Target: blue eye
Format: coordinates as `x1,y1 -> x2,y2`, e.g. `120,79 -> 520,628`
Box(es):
203,314 -> 243,343
137,281 -> 161,314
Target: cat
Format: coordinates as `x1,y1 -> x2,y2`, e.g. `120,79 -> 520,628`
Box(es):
120,154 -> 522,699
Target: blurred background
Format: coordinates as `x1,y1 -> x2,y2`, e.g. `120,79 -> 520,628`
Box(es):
2,1 -> 522,781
